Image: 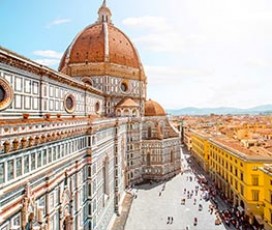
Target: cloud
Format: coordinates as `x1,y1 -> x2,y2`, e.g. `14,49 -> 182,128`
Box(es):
123,16 -> 171,32
33,59 -> 60,66
46,18 -> 71,28
246,58 -> 272,68
134,33 -> 184,52
123,16 -> 184,52
145,65 -> 214,85
33,50 -> 63,67
123,16 -> 206,53
33,50 -> 63,59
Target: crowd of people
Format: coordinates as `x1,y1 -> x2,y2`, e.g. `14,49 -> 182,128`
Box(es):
181,151 -> 264,230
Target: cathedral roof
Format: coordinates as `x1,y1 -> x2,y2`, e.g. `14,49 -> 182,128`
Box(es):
59,1 -> 146,81
145,99 -> 166,117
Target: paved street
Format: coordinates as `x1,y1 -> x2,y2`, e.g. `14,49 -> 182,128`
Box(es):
125,148 -> 232,230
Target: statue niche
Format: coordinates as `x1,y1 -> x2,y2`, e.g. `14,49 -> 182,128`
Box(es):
21,182 -> 36,230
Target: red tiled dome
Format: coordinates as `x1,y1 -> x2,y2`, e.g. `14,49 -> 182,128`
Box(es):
145,99 -> 166,116
59,23 -> 140,69
59,22 -> 145,81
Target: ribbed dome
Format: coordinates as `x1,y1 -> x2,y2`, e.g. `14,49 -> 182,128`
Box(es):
58,3 -> 146,81
145,99 -> 166,116
59,24 -> 140,69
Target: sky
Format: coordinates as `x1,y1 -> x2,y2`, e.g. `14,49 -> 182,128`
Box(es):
1,0 -> 272,109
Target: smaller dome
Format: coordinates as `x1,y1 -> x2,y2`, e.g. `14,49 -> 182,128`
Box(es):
145,99 -> 166,116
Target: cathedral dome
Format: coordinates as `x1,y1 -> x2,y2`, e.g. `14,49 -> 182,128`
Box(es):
59,1 -> 146,82
145,99 -> 166,116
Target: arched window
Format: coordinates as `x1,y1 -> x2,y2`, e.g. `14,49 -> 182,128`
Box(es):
88,166 -> 92,177
132,109 -> 137,117
116,109 -> 121,117
124,109 -> 129,116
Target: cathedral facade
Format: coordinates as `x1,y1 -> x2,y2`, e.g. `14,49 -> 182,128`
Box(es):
0,2 -> 180,230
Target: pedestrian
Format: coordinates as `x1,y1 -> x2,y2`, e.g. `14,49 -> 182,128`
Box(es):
167,216 -> 170,224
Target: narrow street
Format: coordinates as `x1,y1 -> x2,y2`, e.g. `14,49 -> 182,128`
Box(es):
124,147 -> 234,230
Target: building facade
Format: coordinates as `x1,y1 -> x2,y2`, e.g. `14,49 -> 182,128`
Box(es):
0,2 -> 180,230
182,115 -> 272,229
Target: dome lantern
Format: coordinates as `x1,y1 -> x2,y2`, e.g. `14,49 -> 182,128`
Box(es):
97,0 -> 112,24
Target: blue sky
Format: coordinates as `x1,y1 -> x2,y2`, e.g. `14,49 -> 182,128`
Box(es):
1,0 -> 272,109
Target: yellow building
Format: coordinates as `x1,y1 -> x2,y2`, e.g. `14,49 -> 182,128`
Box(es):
189,129 -> 272,227
191,131 -> 210,172
208,138 -> 272,227
260,165 -> 272,230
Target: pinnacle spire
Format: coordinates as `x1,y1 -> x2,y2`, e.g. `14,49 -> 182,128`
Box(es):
102,0 -> 107,6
